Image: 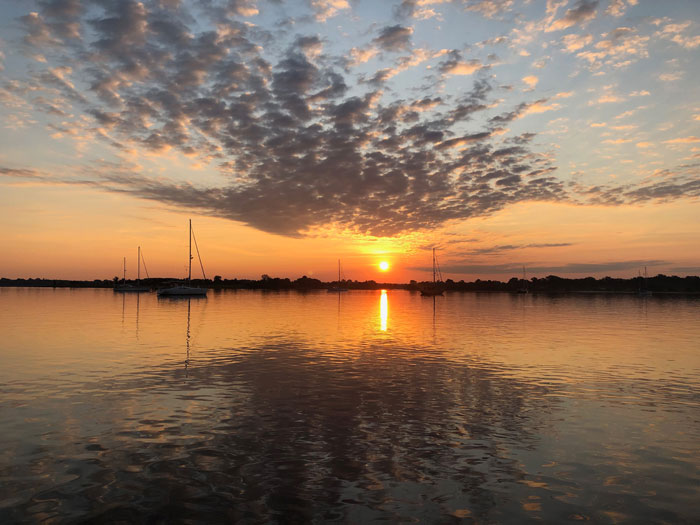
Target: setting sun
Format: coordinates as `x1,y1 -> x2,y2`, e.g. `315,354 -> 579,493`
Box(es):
379,261 -> 390,271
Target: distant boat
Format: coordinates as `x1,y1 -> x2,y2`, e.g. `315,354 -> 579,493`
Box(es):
638,266 -> 652,297
517,265 -> 529,294
327,259 -> 348,292
158,220 -> 207,297
114,247 -> 149,292
420,248 -> 445,296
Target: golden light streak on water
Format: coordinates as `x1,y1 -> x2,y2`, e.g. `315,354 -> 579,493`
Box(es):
380,289 -> 388,331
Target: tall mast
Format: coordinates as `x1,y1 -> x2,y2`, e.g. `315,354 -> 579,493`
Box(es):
123,257 -> 126,282
432,248 -> 436,283
137,246 -> 141,283
188,219 -> 192,283
338,259 -> 341,283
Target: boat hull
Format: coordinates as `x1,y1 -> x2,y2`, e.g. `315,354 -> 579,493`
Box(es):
157,286 -> 207,296
420,286 -> 444,296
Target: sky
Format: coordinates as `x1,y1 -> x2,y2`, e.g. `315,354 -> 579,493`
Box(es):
0,0 -> 698,282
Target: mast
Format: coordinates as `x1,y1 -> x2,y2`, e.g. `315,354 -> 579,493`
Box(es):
137,246 -> 141,283
338,259 -> 341,283
123,257 -> 126,282
432,248 -> 436,283
188,219 -> 192,283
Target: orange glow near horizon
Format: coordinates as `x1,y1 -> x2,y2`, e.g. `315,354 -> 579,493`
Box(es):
1,194 -> 699,282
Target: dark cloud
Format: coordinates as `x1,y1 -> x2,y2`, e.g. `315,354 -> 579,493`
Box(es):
424,260 -> 667,276
438,50 -> 485,76
372,25 -> 413,52
466,242 -> 574,255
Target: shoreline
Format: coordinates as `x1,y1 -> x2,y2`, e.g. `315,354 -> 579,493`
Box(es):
2,276 -> 699,296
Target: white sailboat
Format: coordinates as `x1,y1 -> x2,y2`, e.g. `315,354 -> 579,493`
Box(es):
114,247 -> 150,292
158,220 -> 207,297
327,259 -> 348,292
420,248 -> 445,296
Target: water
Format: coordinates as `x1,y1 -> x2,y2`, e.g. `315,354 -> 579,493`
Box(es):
0,288 -> 698,523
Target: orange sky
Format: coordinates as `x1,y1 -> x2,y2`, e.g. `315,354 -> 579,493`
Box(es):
1,182 -> 698,281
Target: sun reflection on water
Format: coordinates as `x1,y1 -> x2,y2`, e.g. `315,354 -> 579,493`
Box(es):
380,289 -> 388,331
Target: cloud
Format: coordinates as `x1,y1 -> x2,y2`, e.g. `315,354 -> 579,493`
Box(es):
437,50 -> 485,76
659,71 -> 682,82
3,0 -> 698,240
310,0 -> 350,22
372,25 -> 414,52
347,47 -> 378,66
546,0 -> 599,32
576,27 -> 649,69
581,161 -> 700,205
395,1 -> 513,21
465,0 -> 514,19
3,0 -> 571,239
561,33 -> 593,52
435,259 -> 666,276
522,75 -> 538,89
663,136 -> 700,144
605,0 -> 638,18
588,85 -> 625,105
467,242 -> 573,255
655,21 -> 700,50
489,98 -> 560,125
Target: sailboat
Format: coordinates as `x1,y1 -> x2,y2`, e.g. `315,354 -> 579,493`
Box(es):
517,265 -> 529,294
327,259 -> 348,292
114,247 -> 150,292
158,220 -> 208,297
420,248 -> 445,296
638,266 -> 652,296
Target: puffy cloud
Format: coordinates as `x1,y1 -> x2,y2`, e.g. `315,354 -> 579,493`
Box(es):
438,50 -> 484,76
605,0 -> 638,18
372,25 -> 414,53
655,21 -> 700,50
465,0 -> 514,19
546,0 -> 599,32
577,27 -> 649,69
561,33 -> 593,52
310,0 -> 350,22
522,75 -> 538,89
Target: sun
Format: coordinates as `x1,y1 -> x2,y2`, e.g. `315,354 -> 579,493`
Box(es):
379,261 -> 390,271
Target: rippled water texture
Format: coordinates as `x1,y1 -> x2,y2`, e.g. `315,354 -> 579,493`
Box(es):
1,288 -> 699,523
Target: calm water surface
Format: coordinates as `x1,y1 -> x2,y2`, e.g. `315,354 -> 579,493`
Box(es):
0,288 -> 698,523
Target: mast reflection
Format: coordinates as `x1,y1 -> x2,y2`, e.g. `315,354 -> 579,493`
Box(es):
185,297 -> 191,378
380,289 -> 388,331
